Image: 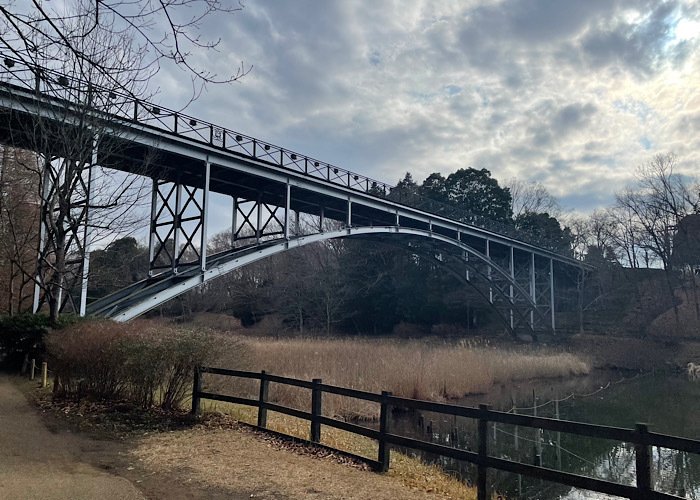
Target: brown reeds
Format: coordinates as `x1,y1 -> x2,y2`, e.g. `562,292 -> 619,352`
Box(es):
213,337 -> 590,420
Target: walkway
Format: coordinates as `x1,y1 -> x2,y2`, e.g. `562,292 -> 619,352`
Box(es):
0,376 -> 144,500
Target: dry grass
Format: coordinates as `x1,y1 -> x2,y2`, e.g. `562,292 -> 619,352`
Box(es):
211,337 -> 590,420
204,401 -> 476,499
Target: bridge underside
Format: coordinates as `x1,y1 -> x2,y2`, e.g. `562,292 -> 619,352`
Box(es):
0,72 -> 584,338
85,223 -> 559,338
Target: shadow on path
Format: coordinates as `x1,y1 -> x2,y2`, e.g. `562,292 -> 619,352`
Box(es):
0,375 -> 144,500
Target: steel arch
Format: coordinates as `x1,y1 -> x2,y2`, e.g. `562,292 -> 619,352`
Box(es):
103,226 -> 544,329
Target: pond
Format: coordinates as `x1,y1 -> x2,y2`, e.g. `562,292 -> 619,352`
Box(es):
390,371 -> 700,499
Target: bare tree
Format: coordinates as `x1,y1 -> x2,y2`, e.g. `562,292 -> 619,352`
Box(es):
507,178 -> 561,218
615,153 -> 699,325
0,0 -> 249,100
616,154 -> 696,271
0,1 -> 249,322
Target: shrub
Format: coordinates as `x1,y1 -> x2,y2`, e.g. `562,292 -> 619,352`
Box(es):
0,314 -> 78,371
46,319 -> 237,410
45,320 -> 134,399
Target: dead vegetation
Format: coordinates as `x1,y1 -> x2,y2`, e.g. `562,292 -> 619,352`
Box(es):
32,384 -> 474,499
211,336 -> 590,420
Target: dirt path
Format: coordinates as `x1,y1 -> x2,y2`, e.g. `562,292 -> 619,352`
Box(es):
0,375 -> 144,500
2,376 -> 452,499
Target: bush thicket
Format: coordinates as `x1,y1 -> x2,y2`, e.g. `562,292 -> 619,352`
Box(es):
0,314 -> 79,371
46,320 -> 234,410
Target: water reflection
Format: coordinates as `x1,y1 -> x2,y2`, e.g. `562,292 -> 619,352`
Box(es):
390,372 -> 700,499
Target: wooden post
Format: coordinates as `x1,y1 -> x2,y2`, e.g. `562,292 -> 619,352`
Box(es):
30,358 -> 36,381
191,366 -> 202,415
310,378 -> 322,443
257,371 -> 269,428
41,362 -> 48,388
477,404 -> 490,500
555,395 -> 562,470
378,391 -> 392,472
533,389 -> 542,467
512,395 -> 519,452
635,423 -> 652,497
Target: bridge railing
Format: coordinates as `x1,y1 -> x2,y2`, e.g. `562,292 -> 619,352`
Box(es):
0,55 -> 571,256
193,367 -> 697,500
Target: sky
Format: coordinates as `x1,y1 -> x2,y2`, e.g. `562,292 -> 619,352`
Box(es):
153,0 -> 700,216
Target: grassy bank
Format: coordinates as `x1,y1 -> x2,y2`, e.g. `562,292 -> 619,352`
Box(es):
212,337 -> 590,420
205,401 -> 477,499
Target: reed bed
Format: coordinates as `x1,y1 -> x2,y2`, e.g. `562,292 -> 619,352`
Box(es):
210,337 -> 590,420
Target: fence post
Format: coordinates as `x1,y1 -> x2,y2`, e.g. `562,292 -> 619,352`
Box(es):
477,404 -> 490,500
635,423 -> 652,498
532,389 -> 543,467
191,366 -> 202,415
378,391 -> 392,472
30,358 -> 36,381
310,378 -> 322,443
257,370 -> 269,428
41,362 -> 48,388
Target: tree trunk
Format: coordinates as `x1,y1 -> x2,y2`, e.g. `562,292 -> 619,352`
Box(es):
663,268 -> 680,330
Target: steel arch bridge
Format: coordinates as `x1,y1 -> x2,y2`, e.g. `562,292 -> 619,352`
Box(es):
0,57 -> 588,338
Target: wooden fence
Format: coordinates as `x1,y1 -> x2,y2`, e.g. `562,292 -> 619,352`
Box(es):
192,367 -> 699,500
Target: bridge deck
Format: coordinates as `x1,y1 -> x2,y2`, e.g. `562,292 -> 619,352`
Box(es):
0,59 -> 588,329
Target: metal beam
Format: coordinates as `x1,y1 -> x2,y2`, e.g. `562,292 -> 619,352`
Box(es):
486,239 -> 493,304
550,258 -> 556,333
32,158 -> 52,313
231,197 -> 238,247
509,246 -> 514,330
530,252 -> 536,329
79,149 -> 95,317
172,184 -> 183,273
200,159 -> 210,272
284,181 -> 291,239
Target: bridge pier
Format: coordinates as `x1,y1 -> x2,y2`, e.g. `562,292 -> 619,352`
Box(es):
32,153 -> 95,317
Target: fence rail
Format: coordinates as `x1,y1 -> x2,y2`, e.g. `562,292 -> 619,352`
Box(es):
192,367 -> 698,500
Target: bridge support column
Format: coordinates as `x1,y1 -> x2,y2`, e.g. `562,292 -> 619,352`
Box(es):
200,160 -> 211,273
148,179 -> 158,277
148,180 -> 204,275
32,158 -> 52,314
231,197 -> 238,247
78,159 -> 94,317
172,184 -> 183,273
32,153 -> 95,316
256,194 -> 263,244
509,246 -> 514,330
485,240 -> 493,304
284,181 -> 291,239
230,195 -> 285,243
530,253 -> 536,330
550,258 -> 556,334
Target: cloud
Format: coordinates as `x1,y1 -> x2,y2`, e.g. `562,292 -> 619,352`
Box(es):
578,1 -> 690,75
155,0 -> 700,215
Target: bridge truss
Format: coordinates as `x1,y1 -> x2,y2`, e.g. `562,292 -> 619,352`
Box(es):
0,57 -> 587,338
